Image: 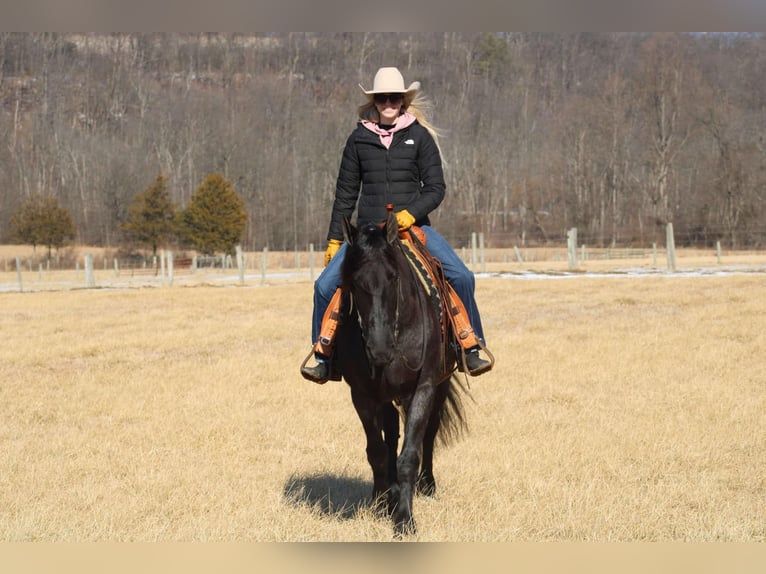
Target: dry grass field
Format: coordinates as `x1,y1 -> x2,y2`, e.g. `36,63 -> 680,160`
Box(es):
1,247 -> 765,542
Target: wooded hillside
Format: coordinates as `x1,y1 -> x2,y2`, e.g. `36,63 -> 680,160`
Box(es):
1,32 -> 764,251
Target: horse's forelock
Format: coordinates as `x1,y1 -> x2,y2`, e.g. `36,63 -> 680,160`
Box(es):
358,224 -> 387,247
341,224 -> 399,286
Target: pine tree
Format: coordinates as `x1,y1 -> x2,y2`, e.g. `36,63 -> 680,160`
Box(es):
178,173 -> 247,256
10,194 -> 77,258
121,175 -> 176,256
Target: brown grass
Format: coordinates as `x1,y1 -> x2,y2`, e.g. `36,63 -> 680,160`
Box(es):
1,262 -> 765,540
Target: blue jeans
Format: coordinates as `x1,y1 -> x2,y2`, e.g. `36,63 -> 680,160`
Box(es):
312,225 -> 486,347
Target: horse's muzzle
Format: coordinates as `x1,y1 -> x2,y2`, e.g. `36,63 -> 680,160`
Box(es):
365,342 -> 395,369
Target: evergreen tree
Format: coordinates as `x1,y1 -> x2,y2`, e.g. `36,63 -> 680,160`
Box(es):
10,194 -> 77,257
121,175 -> 176,256
178,173 -> 247,255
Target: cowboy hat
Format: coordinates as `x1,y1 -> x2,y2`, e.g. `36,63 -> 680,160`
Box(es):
359,67 -> 420,96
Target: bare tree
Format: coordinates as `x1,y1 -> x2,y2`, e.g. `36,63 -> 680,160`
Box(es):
2,32 -> 766,250
636,34 -> 694,243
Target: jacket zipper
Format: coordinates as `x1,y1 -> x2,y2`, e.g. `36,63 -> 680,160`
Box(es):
385,146 -> 391,208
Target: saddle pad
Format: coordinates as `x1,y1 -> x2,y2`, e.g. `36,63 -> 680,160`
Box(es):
398,237 -> 443,318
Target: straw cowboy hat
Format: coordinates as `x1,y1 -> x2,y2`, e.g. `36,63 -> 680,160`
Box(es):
359,67 -> 420,96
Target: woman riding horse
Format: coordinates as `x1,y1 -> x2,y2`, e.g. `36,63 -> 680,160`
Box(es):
301,66 -> 493,383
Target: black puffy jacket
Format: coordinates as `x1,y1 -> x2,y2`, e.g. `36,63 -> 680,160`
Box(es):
327,120 -> 446,241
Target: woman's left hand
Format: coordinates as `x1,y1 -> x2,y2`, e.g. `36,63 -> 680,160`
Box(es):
395,210 -> 416,231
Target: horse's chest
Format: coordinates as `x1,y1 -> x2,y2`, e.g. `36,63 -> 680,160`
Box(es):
375,367 -> 418,401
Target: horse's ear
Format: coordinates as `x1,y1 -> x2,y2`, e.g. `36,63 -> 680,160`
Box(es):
386,210 -> 398,244
342,216 -> 356,245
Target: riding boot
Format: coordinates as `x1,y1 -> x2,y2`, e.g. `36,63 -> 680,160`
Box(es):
301,353 -> 331,384
464,346 -> 493,376
446,283 -> 494,376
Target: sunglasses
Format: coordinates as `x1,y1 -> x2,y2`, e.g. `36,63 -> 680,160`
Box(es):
373,93 -> 404,105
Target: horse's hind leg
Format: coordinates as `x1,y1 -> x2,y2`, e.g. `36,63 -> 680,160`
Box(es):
417,381 -> 448,497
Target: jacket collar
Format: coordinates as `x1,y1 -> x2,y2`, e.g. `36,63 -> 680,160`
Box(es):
361,112 -> 417,149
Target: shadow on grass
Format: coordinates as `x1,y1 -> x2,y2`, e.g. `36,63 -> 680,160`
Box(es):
283,473 -> 372,520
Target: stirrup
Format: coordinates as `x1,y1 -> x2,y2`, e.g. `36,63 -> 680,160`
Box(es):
458,346 -> 494,376
301,362 -> 329,384
300,352 -> 329,384
300,350 -> 342,383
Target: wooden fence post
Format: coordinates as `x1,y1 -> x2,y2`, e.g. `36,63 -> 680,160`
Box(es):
309,243 -> 315,281
567,227 -> 578,270
236,245 -> 245,286
16,257 -> 23,292
160,250 -> 167,286
260,247 -> 268,284
666,223 -> 677,272
479,232 -> 486,273
85,254 -> 95,288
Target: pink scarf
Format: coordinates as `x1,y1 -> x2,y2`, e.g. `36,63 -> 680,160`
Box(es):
361,112 -> 417,149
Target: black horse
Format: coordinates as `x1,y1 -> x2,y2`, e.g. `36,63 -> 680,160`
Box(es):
335,211 -> 468,536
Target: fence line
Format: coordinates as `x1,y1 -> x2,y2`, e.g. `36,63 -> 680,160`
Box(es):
3,230 -> 765,293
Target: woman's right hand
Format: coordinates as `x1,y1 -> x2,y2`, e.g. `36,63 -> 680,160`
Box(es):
324,239 -> 343,265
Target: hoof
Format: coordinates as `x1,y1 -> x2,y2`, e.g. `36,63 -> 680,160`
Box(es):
393,516 -> 417,538
393,499 -> 416,537
416,473 -> 436,497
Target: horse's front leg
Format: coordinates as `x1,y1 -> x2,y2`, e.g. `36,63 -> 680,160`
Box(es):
351,391 -> 393,508
394,382 -> 437,536
381,402 -> 400,514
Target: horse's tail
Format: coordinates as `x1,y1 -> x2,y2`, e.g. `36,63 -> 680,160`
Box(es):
435,374 -> 472,447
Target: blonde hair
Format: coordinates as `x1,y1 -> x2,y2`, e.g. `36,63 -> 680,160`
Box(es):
357,92 -> 443,152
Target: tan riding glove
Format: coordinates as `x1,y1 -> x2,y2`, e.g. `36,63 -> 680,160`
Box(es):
395,209 -> 416,231
324,239 -> 343,266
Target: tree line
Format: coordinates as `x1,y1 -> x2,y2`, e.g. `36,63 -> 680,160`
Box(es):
1,32 -> 764,254
11,173 -> 247,257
